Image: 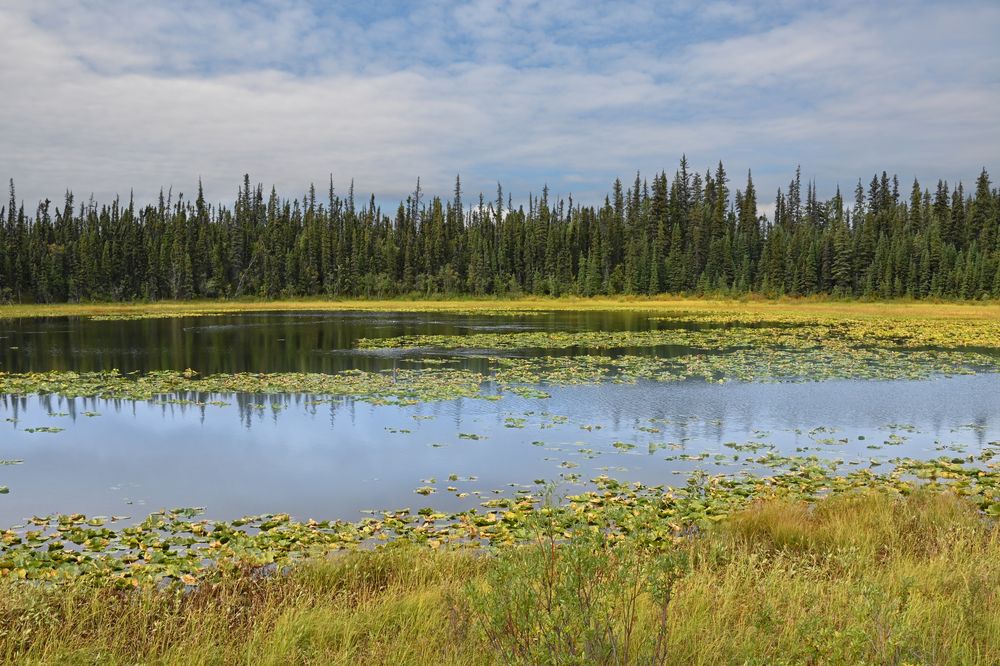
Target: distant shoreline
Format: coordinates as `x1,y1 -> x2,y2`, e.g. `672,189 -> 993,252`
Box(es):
2,295 -> 999,320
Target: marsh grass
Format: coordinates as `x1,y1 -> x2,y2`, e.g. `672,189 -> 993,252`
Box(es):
2,295 -> 1000,322
1,489 -> 997,664
668,490 -> 1000,664
0,547 -> 489,665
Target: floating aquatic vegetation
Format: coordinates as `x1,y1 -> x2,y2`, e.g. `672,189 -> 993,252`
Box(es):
488,346 -> 995,387
2,315 -> 998,406
357,314 -> 1000,353
0,368 -> 485,404
649,310 -> 1000,350
2,457 -> 995,587
85,310 -> 231,321
723,441 -> 774,453
507,386 -> 551,399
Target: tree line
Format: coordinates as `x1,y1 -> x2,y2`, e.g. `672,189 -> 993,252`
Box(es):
1,158 -> 998,302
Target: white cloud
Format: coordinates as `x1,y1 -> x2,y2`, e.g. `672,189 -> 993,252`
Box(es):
0,0 -> 997,211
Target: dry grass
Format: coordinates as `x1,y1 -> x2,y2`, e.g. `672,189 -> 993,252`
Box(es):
2,295 -> 999,321
667,490 -> 1000,664
1,490 -> 997,664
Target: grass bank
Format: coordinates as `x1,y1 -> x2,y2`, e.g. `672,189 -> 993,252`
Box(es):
2,295 -> 1000,321
2,489 -> 997,665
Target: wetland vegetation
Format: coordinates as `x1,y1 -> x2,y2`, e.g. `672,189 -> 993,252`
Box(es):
2,485 -> 998,664
1,301 -> 999,663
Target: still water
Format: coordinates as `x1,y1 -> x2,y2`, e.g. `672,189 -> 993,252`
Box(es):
1,311 -> 998,525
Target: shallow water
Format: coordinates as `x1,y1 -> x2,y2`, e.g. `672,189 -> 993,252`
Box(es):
0,310 -> 713,374
1,311 -> 998,525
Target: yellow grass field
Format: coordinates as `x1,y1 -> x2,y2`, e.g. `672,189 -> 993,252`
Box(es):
2,295 -> 1000,321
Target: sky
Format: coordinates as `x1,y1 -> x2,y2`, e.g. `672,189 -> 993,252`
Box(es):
1,0 -> 998,214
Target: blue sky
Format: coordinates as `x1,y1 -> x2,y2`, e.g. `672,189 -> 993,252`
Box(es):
1,0 -> 998,213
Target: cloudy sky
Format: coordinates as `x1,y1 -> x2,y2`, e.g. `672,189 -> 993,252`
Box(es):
1,0 -> 998,212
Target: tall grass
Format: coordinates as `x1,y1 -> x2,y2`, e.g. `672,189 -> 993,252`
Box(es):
1,490 -> 996,664
667,490 -> 1000,664
2,295 -> 999,321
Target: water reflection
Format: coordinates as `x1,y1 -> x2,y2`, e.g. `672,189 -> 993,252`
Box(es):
0,310 -> 704,374
2,375 -> 998,525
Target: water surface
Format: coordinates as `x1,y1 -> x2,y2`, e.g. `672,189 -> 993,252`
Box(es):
1,311 -> 998,525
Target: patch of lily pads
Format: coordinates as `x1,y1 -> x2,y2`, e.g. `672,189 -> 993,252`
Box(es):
0,344 -> 995,408
2,314 -> 999,406
0,368 -> 485,404
84,310 -> 231,321
1,456 -> 997,588
356,313 -> 1000,353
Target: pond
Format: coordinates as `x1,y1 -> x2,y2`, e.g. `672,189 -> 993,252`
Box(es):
1,310 -> 999,526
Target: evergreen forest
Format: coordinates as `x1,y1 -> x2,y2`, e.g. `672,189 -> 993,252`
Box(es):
2,158 -> 999,302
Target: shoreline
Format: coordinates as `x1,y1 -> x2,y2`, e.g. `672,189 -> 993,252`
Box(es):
3,294 -> 1000,321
